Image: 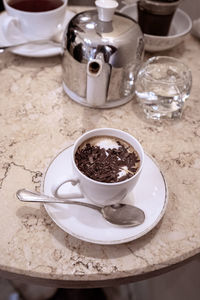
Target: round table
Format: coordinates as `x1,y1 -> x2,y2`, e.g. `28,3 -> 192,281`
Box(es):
0,8 -> 200,288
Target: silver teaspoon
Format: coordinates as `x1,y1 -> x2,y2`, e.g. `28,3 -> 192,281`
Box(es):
16,189 -> 145,227
0,39 -> 61,54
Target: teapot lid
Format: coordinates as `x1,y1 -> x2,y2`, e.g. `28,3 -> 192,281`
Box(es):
64,0 -> 143,66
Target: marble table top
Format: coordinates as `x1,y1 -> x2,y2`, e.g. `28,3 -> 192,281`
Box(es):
0,7 -> 200,288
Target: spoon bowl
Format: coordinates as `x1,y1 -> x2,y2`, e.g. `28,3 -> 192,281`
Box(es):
16,189 -> 145,227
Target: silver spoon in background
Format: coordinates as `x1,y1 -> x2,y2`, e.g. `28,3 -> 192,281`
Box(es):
16,189 -> 145,227
0,18 -> 63,54
0,39 -> 62,54
0,11 -> 75,54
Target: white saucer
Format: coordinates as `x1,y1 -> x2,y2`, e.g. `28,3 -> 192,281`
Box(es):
0,10 -> 75,57
120,4 -> 192,52
42,145 -> 168,245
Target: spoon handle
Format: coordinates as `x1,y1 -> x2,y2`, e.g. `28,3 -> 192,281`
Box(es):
16,189 -> 101,212
0,40 -> 61,53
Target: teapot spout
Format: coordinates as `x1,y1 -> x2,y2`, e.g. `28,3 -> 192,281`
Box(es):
86,53 -> 110,107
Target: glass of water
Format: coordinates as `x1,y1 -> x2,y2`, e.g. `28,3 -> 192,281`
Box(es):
135,56 -> 192,120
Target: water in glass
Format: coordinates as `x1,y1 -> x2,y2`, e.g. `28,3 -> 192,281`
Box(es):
135,56 -> 192,120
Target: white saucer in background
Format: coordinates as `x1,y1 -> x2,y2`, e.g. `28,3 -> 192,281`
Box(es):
120,4 -> 192,52
42,145 -> 168,245
0,9 -> 75,57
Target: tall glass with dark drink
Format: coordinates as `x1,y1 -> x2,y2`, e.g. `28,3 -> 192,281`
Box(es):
0,0 -> 4,11
137,0 -> 180,36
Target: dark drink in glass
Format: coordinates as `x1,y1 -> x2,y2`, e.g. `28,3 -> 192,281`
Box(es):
0,0 -> 4,11
137,0 -> 180,36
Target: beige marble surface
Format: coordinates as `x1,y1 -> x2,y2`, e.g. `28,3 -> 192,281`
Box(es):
0,8 -> 200,287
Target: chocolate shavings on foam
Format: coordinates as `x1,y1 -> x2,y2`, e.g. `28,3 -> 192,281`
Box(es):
75,142 -> 140,183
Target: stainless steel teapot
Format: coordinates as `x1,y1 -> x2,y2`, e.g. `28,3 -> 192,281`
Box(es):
62,0 -> 144,108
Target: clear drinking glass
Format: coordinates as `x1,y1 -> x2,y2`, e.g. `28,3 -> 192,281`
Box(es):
135,56 -> 192,120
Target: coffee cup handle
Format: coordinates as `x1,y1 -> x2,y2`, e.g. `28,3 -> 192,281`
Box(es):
2,15 -> 21,36
52,177 -> 84,199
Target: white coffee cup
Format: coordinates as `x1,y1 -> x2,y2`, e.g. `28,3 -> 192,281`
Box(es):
2,0 -> 68,40
52,128 -> 144,206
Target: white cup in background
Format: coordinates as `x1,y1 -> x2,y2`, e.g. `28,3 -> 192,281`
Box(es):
52,128 -> 144,206
2,0 -> 68,40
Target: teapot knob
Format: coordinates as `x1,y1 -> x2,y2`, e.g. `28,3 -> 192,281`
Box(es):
95,0 -> 118,22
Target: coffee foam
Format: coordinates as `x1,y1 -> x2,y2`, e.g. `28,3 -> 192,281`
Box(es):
80,136 -> 133,151
117,166 -> 128,179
